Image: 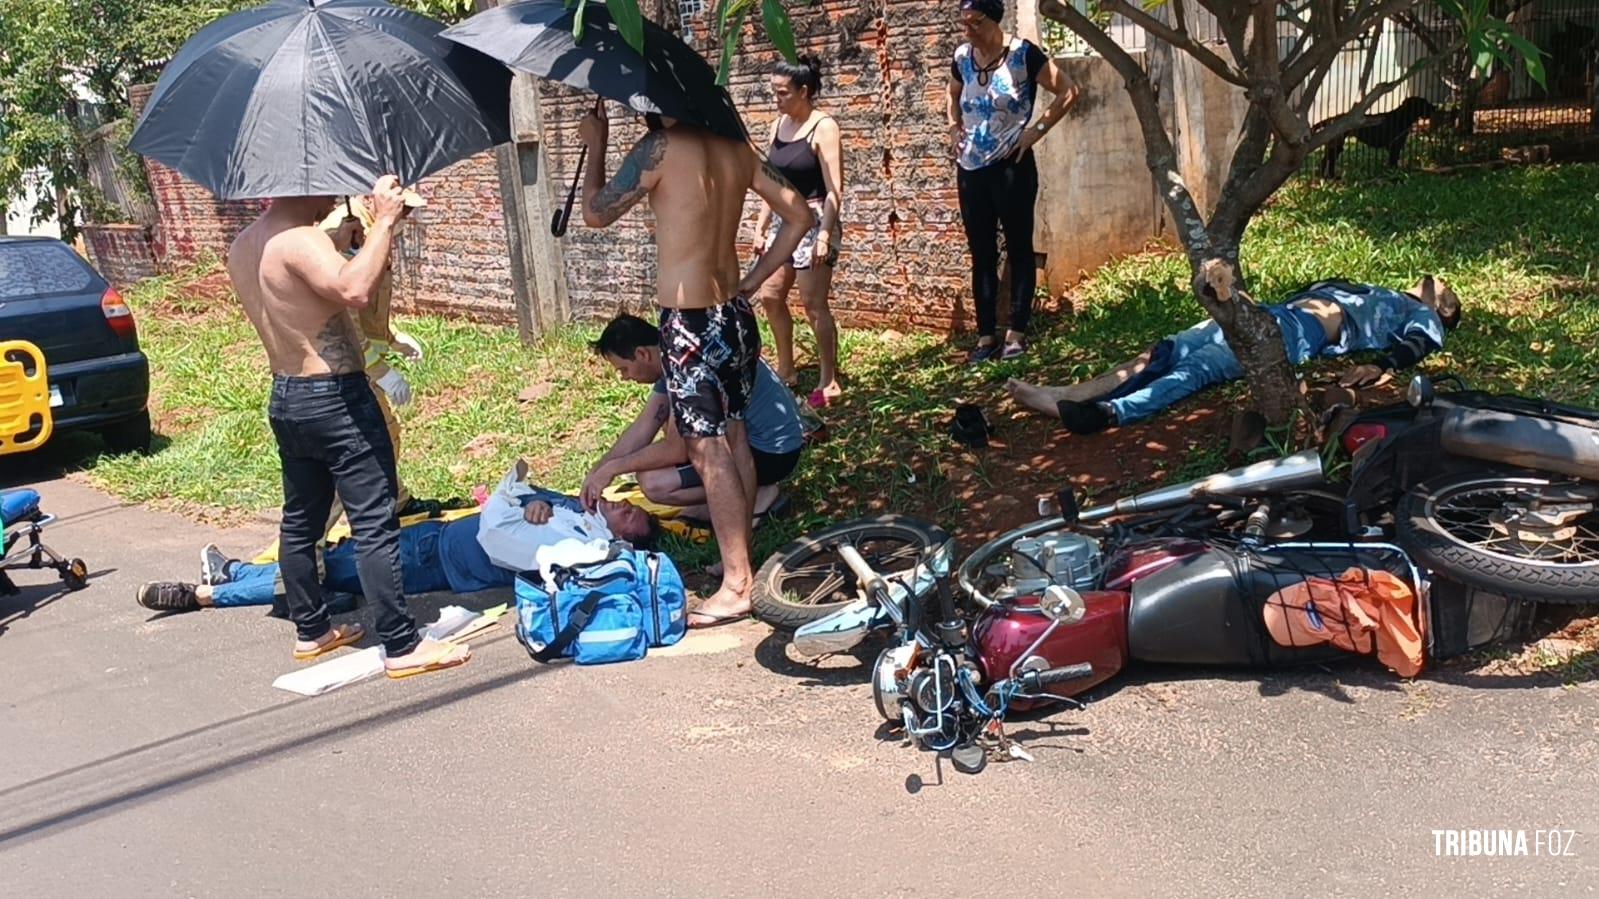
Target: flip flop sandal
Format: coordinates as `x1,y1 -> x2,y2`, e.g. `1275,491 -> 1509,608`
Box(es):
807,389 -> 831,409
1000,341 -> 1027,361
292,622 -> 366,661
753,493 -> 792,529
687,609 -> 751,629
384,642 -> 471,679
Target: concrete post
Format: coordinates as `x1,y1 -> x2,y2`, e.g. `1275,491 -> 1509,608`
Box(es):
478,0 -> 571,343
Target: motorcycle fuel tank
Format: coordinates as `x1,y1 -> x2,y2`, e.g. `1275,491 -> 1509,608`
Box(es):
972,590 -> 1129,701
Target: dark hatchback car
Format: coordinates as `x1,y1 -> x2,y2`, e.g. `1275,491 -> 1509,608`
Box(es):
0,236 -> 151,454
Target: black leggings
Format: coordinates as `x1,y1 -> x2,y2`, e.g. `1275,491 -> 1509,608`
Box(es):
957,151 -> 1038,337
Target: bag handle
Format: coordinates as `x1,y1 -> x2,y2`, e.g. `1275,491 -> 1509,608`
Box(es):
527,589 -> 608,663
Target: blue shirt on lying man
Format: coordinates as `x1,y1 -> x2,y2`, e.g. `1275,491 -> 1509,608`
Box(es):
1008,277 -> 1462,434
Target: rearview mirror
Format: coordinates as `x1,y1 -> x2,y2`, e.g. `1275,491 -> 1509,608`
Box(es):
1406,375 -> 1435,409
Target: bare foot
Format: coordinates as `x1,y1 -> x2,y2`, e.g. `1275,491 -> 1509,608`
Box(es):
687,584 -> 752,628
383,637 -> 470,677
1005,378 -> 1068,417
818,380 -> 842,400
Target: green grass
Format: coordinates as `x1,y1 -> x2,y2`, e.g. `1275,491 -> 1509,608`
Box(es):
76,163 -> 1599,559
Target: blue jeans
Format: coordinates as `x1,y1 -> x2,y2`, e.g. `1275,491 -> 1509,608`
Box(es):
211,521 -> 455,607
1104,305 -> 1327,426
211,562 -> 282,608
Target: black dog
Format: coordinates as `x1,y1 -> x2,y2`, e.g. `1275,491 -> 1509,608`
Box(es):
1320,96 -> 1439,178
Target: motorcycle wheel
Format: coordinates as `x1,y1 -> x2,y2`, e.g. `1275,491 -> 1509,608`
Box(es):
752,514 -> 951,630
1397,471 -> 1599,604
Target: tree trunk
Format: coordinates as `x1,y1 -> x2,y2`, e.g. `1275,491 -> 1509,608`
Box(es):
1189,251 -> 1303,425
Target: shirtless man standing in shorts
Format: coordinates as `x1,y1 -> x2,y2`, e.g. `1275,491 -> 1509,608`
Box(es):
579,110 -> 813,627
227,175 -> 467,677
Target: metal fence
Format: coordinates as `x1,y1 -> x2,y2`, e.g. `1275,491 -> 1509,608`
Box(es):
1040,1 -> 1599,176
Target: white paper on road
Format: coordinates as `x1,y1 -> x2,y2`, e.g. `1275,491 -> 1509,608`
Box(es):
271,605 -> 487,697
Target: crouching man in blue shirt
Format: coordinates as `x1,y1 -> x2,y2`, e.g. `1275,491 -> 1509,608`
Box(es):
1007,277 -> 1462,433
581,314 -> 805,521
135,490 -> 660,614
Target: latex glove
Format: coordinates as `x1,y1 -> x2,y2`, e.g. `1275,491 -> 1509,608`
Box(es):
392,329 -> 424,361
374,367 -> 413,407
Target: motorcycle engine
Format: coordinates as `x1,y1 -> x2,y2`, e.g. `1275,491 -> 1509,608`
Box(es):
990,531 -> 1103,601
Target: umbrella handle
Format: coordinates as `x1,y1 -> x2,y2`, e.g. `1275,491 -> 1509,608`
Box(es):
552,144 -> 588,238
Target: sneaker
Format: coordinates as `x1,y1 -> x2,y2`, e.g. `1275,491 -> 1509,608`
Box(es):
200,543 -> 232,586
138,582 -> 201,613
966,342 -> 1001,365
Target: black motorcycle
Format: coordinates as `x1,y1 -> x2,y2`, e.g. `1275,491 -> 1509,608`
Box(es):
1334,374 -> 1599,603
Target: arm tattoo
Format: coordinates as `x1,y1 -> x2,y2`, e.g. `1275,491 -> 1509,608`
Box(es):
593,131 -> 667,224
761,157 -> 795,193
315,312 -> 364,374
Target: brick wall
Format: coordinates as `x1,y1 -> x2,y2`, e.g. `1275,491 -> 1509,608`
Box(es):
129,82 -> 265,269
391,152 -> 516,324
82,223 -> 159,287
542,0 -> 976,333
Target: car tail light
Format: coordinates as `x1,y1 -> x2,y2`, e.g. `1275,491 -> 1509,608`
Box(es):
1341,422 -> 1388,454
102,287 -> 137,339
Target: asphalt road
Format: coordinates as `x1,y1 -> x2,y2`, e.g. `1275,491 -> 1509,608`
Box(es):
2,466 -> 1596,897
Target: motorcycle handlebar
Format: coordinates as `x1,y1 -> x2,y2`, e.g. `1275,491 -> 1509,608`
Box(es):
1019,663 -> 1095,692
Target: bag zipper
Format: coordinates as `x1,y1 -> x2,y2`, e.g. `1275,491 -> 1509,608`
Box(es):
647,553 -> 661,643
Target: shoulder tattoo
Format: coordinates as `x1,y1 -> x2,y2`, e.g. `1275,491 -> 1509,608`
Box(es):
594,130 -> 668,222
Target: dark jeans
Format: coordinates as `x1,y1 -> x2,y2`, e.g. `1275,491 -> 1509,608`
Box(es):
268,373 -> 417,656
957,150 -> 1039,337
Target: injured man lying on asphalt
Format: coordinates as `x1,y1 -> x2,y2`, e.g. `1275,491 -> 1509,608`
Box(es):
1007,277 -> 1462,433
136,485 -> 660,614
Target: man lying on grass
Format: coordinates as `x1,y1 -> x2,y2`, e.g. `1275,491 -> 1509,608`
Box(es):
582,314 -> 805,528
137,487 -> 660,614
1007,277 -> 1462,433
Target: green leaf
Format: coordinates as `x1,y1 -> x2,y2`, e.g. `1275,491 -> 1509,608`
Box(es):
606,0 -> 645,54
761,0 -> 797,64
716,8 -> 748,87
1500,30 -> 1547,87
572,0 -> 588,43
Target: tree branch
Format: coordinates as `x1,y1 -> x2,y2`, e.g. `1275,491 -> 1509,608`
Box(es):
1283,0 -> 1415,90
1038,0 -> 1213,261
1305,41 -> 1463,150
1101,0 -> 1247,86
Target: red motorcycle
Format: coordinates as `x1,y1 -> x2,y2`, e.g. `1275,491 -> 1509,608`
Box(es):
753,376 -> 1595,772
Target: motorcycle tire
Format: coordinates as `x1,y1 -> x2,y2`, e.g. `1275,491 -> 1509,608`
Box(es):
752,514 -> 951,630
1396,471 -> 1599,604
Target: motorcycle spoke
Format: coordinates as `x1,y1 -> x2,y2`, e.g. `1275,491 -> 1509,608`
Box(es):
797,572 -> 850,606
1431,482 -> 1599,567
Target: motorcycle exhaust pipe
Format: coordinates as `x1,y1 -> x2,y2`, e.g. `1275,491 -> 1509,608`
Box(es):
1079,448 -> 1325,522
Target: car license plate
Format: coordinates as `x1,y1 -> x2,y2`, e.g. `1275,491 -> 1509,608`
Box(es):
49,386 -> 63,408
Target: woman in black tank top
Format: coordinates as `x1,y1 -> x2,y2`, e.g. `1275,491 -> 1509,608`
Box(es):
750,55 -> 845,408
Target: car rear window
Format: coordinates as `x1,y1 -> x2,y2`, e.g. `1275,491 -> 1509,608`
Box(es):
0,241 -> 99,300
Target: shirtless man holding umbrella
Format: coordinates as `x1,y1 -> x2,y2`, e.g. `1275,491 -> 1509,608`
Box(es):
578,110 -> 814,627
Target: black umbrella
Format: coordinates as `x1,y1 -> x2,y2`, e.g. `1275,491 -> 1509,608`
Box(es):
441,0 -> 746,142
130,0 -> 511,200
441,0 -> 748,235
